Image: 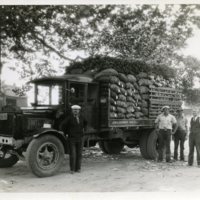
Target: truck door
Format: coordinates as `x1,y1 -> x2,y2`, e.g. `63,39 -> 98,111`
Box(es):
68,82 -> 98,131
86,83 -> 98,130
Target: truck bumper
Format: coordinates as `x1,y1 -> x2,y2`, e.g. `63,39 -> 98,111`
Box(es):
0,136 -> 14,145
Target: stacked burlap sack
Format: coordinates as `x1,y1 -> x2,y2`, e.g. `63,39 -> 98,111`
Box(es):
93,68 -> 179,119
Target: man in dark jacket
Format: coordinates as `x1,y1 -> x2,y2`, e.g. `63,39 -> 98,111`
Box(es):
60,105 -> 87,174
188,110 -> 200,166
174,108 -> 188,161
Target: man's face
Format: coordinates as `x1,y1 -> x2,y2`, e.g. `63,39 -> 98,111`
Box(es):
178,110 -> 183,116
72,109 -> 80,116
193,110 -> 198,117
163,108 -> 169,115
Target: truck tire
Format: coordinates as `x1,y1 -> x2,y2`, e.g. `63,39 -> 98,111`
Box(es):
0,152 -> 19,168
147,130 -> 158,160
139,133 -> 150,159
26,135 -> 64,177
98,141 -> 108,154
103,139 -> 124,154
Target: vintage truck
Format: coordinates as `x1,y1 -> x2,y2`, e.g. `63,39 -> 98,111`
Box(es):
0,73 -> 182,177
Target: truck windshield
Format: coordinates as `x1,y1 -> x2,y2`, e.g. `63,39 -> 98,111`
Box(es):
36,84 -> 63,105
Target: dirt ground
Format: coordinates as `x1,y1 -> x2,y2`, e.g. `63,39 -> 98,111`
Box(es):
1,142 -> 200,192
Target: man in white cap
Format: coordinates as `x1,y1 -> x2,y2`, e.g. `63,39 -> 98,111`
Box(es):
155,106 -> 177,162
60,105 -> 87,174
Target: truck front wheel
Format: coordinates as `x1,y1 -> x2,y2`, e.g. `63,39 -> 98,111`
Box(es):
101,139 -> 124,154
0,150 -> 19,168
26,135 -> 65,177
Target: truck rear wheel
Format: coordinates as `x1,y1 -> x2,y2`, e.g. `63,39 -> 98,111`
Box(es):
147,130 -> 158,160
0,150 -> 19,168
98,141 -> 108,154
139,133 -> 150,159
26,135 -> 64,177
103,139 -> 124,154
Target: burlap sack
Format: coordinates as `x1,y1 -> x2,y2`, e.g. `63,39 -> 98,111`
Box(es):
141,108 -> 148,116
126,82 -> 134,89
126,113 -> 135,119
118,81 -> 125,88
118,94 -> 126,101
110,98 -> 116,105
116,107 -> 126,114
127,96 -> 135,103
133,82 -> 140,90
94,68 -> 118,79
118,73 -> 128,83
127,74 -> 137,83
126,106 -> 135,113
138,79 -> 153,86
110,90 -> 118,100
135,107 -> 141,112
120,88 -> 127,96
139,86 -> 149,94
137,72 -> 148,79
133,94 -> 142,101
141,94 -> 149,100
110,84 -> 121,93
141,100 -> 148,107
117,113 -> 126,119
126,101 -> 136,107
127,89 -> 134,96
110,76 -> 120,85
110,112 -> 117,118
135,111 -> 144,119
110,105 -> 116,112
116,101 -> 127,108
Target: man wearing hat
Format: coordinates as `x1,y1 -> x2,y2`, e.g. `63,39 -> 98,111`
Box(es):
173,108 -> 188,161
60,105 -> 87,174
155,106 -> 177,162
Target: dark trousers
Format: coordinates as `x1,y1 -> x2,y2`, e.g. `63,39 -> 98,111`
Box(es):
68,138 -> 83,171
188,134 -> 200,165
174,129 -> 186,160
158,129 -> 172,162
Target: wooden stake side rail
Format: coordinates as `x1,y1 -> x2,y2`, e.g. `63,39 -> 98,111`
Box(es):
149,87 -> 182,119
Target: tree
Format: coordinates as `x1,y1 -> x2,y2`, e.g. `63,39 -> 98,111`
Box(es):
1,5 -> 200,89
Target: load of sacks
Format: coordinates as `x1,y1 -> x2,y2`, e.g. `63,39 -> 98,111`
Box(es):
94,68 -> 176,120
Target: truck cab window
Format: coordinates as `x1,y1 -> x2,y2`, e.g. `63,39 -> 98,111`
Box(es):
69,83 -> 85,106
37,85 -> 63,105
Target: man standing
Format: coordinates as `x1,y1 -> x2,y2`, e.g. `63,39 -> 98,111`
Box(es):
155,106 -> 177,162
174,108 -> 188,161
60,105 -> 87,174
188,110 -> 200,166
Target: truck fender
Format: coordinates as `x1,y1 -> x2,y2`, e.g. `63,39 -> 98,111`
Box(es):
32,128 -> 69,154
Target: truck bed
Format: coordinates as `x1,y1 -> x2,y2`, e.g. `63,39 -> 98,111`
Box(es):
99,83 -> 182,128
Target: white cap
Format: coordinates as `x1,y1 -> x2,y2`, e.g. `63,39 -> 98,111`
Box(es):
71,105 -> 81,110
161,106 -> 170,111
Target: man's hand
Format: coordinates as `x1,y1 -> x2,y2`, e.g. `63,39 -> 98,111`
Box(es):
185,134 -> 189,141
172,135 -> 175,141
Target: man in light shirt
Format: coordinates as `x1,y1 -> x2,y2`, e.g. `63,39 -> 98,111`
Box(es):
155,106 -> 177,162
173,108 -> 188,161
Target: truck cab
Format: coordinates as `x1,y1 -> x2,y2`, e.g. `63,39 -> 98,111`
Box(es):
0,74 -> 99,177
